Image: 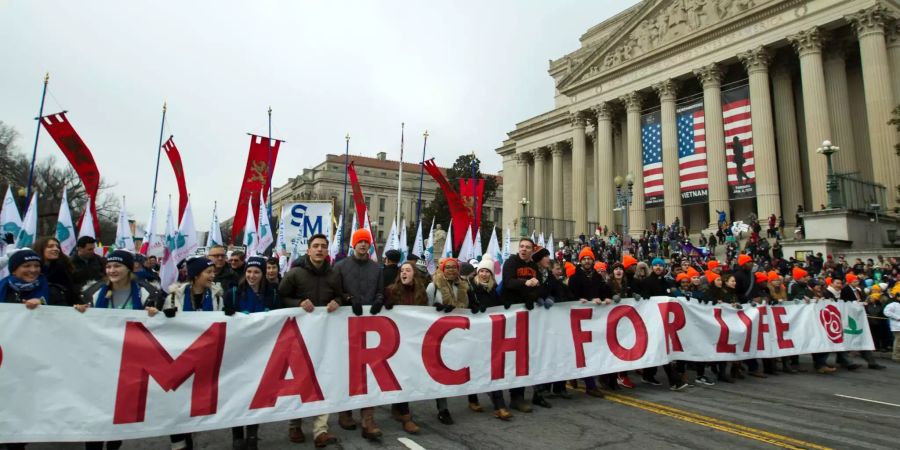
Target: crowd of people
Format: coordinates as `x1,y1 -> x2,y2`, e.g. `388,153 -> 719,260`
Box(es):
2,221 -> 898,450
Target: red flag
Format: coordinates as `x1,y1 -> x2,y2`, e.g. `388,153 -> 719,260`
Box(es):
422,159 -> 470,252
346,162 -> 368,225
231,135 -> 281,243
459,178 -> 485,233
40,112 -> 100,237
162,137 -> 189,223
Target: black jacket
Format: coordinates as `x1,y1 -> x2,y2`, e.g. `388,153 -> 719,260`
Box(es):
214,265 -> 241,290
71,253 -> 105,290
733,268 -> 757,303
633,272 -> 670,298
382,264 -> 399,288
472,282 -> 502,308
569,268 -> 612,301
278,255 -> 345,307
500,255 -> 540,306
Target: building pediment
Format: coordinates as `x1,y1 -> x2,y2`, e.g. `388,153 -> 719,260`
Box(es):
557,0 -> 778,93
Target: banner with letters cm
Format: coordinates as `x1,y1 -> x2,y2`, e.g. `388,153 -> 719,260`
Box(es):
0,298 -> 872,442
279,202 -> 332,255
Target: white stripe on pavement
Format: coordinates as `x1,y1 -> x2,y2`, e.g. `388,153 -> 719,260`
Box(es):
398,437 -> 428,450
835,394 -> 900,408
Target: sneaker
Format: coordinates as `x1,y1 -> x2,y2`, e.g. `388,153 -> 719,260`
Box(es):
695,376 -> 715,386
669,382 -> 689,391
816,366 -> 837,374
869,363 -> 886,370
843,363 -> 861,371
617,374 -> 635,389
532,395 -> 552,408
494,408 -> 513,421
641,376 -> 662,386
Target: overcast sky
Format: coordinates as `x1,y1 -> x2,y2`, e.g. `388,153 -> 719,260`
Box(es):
1,0 -> 635,230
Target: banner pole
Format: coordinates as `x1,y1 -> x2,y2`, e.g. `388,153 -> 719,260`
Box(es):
340,134 -> 350,255
267,106 -> 273,222
151,102 -> 167,207
396,122 -> 404,235
26,73 -> 49,203
415,130 -> 428,226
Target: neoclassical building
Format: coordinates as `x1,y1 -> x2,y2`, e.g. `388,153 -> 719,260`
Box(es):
496,0 -> 900,239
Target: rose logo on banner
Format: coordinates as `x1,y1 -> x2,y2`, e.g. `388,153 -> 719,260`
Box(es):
819,304 -> 844,344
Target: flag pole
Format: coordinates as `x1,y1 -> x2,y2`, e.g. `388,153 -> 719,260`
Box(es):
415,130 -> 429,225
266,106 -> 273,221
340,133 -> 350,254
26,73 -> 49,202
470,151 -> 477,242
151,102 -> 167,207
396,122 -> 404,231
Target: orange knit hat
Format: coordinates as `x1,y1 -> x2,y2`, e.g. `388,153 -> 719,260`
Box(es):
706,271 -> 721,283
350,228 -> 373,248
738,254 -> 752,266
578,247 -> 595,261
686,267 -> 700,279
845,273 -> 858,284
767,271 -> 781,282
755,272 -> 768,284
564,261 -> 576,278
707,260 -> 720,270
623,254 -> 638,269
676,273 -> 690,283
594,261 -> 607,272
792,267 -> 808,279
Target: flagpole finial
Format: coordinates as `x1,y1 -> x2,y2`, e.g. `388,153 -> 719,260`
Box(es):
162,101 -> 167,112
345,133 -> 350,142
268,106 -> 272,116
43,72 -> 49,83
423,130 -> 429,138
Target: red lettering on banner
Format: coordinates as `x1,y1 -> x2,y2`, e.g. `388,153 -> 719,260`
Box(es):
713,309 -> 736,353
250,318 -> 324,409
606,305 -> 648,361
570,308 -> 593,368
736,310 -> 753,352
771,306 -> 795,349
756,307 -> 770,351
657,302 -> 686,353
422,316 -> 471,385
348,316 -> 402,396
113,322 -> 226,424
490,311 -> 529,379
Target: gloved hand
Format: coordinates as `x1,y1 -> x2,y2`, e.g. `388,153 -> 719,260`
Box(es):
352,302 -> 363,316
543,297 -> 555,309
612,294 -> 621,303
633,293 -> 643,301
384,299 -> 395,310
434,303 -> 445,312
503,299 -> 512,310
469,299 -> 482,314
163,308 -> 177,318
369,302 -> 383,315
224,306 -> 235,316
443,305 -> 456,313
525,299 -> 535,310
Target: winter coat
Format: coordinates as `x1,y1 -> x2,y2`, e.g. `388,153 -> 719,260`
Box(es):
569,267 -> 612,301
426,271 -> 471,308
43,260 -> 79,306
163,282 -> 225,314
883,301 -> 900,332
840,285 -> 864,302
213,265 -> 241,290
384,283 -> 428,306
733,268 -> 757,303
335,254 -> 384,306
224,282 -> 281,313
472,278 -> 502,308
279,255 -> 345,307
500,255 -> 540,306
382,264 -> 400,288
83,278 -> 164,310
0,274 -> 62,306
71,253 -> 105,290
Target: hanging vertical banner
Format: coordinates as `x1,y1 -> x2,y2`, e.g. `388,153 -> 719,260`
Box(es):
458,178 -> 484,232
346,162 -> 368,227
640,110 -> 663,208
723,85 -> 756,199
676,100 -> 709,205
279,202 -> 334,256
423,159 -> 469,253
231,135 -> 282,243
40,112 -> 101,237
162,137 -> 189,223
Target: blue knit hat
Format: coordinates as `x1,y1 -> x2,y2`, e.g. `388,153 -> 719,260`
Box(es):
245,256 -> 266,271
187,257 -> 214,280
8,249 -> 41,273
106,250 -> 135,271
651,257 -> 666,267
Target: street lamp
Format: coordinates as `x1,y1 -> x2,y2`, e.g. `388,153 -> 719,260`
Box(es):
614,173 -> 634,244
519,197 -> 530,238
816,140 -> 842,209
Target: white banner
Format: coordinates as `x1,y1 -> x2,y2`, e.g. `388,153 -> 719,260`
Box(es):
278,202 -> 333,256
0,298 -> 872,442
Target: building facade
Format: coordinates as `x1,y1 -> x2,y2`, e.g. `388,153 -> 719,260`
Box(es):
269,152 -> 503,245
497,0 -> 900,239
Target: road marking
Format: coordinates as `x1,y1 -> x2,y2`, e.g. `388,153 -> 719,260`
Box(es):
834,394 -> 900,408
398,437 -> 427,450
572,387 -> 831,449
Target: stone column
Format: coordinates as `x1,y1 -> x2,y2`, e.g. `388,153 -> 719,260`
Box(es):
515,152 -> 529,215
849,6 -> 900,210
550,143 -> 564,221
570,113 -> 588,236
738,47 -> 781,221
822,42 -> 857,174
531,148 -> 547,219
693,63 -> 728,228
771,62 -> 805,226
620,92 -> 646,235
654,80 -> 682,226
886,22 -> 900,106
788,27 -> 831,210
594,102 -> 615,231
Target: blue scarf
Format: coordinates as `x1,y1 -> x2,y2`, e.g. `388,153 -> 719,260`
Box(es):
95,281 -> 144,310
182,284 -> 214,312
0,275 -> 50,304
235,285 -> 268,313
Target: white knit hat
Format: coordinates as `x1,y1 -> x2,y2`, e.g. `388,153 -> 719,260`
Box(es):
477,255 -> 495,273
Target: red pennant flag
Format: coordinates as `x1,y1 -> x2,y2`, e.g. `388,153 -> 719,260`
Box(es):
231,135 -> 281,243
163,137 -> 189,223
40,112 -> 101,237
346,162 -> 368,225
422,159 -> 470,253
459,178 -> 485,233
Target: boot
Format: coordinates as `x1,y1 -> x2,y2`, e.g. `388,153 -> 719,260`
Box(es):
494,408 -> 513,421
232,439 -> 247,450
360,408 -> 382,440
781,359 -> 797,374
338,411 -> 357,431
245,436 -> 258,450
390,405 -> 403,422
399,414 -> 420,434
288,421 -> 305,443
313,432 -> 337,448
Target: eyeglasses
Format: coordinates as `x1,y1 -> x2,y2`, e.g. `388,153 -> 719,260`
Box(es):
208,254 -> 226,259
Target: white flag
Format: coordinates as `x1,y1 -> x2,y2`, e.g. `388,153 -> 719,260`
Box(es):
383,219 -> 399,255
172,199 -> 199,263
139,200 -> 159,256
425,218 -> 436,274
530,230 -> 536,244
0,187 -> 23,246
363,214 -> 378,262
56,190 -> 77,256
114,197 -> 135,252
486,226 -> 503,281
329,214 -> 343,261
257,192 -> 274,254
458,225 -> 474,262
275,214 -> 287,258
399,219 -> 408,262
78,197 -> 96,240
547,234 -> 555,256
502,228 -> 511,263
243,197 -> 258,256
473,226 -> 483,260
17,193 -> 38,248
411,220 -> 424,260
206,202 -> 222,247
441,220 -> 454,259
159,198 -> 179,291
538,232 -> 545,248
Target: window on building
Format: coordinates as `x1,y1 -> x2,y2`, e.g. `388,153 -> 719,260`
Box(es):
364,170 -> 371,175
379,198 -> 385,212
381,171 -> 387,177
378,230 -> 384,241
365,196 -> 371,209
378,216 -> 384,226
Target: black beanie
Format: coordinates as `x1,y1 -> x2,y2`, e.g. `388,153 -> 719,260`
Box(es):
106,250 -> 135,271
187,258 -> 214,280
9,249 -> 41,273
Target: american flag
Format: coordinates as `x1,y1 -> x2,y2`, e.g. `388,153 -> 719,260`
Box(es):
641,110 -> 663,206
676,101 -> 708,203
723,85 -> 755,188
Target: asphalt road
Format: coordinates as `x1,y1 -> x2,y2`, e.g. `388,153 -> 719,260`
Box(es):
26,353 -> 900,450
